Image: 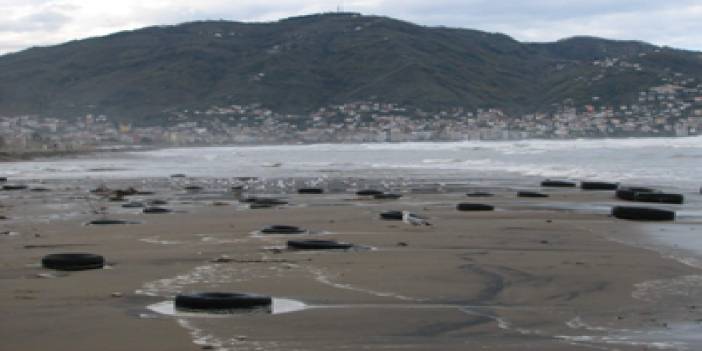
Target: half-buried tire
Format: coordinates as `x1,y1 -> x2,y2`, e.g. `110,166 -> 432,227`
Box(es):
466,192 -> 494,197
541,180 -> 576,188
581,181 -> 619,190
633,192 -> 684,204
518,191 -> 549,198
374,193 -> 402,200
298,188 -> 324,194
611,206 -> 675,221
457,203 -> 494,211
41,253 -> 105,271
143,207 -> 172,214
88,219 -> 132,225
380,211 -> 403,220
615,186 -> 657,201
261,225 -> 307,234
356,189 -> 383,196
175,292 -> 272,311
287,240 -> 353,250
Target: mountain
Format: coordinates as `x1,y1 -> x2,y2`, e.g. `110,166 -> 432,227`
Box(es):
0,12 -> 701,124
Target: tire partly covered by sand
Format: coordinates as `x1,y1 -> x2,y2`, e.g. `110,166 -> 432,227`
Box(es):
2,184 -> 28,191
518,191 -> 549,198
581,181 -> 619,190
615,186 -> 657,201
175,292 -> 272,311
611,206 -> 675,221
88,219 -> 132,225
466,192 -> 494,197
456,203 -> 494,211
41,253 -> 105,271
541,180 -> 576,188
261,225 -> 307,234
633,192 -> 684,204
298,188 -> 324,194
356,189 -> 383,196
380,211 -> 403,220
143,207 -> 172,214
374,193 -> 402,200
287,239 -> 354,250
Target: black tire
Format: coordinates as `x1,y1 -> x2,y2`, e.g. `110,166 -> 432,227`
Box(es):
466,192 -> 494,197
356,189 -> 383,196
175,292 -> 271,311
518,191 -> 549,198
287,240 -> 353,250
88,219 -> 131,225
611,206 -> 675,221
184,185 -> 203,191
42,253 -> 105,271
250,203 -> 274,209
581,181 -> 619,190
143,207 -> 172,214
170,174 -> 187,178
2,184 -> 28,191
634,192 -> 684,204
616,187 -> 657,201
380,211 -> 403,220
253,198 -> 288,205
261,225 -> 306,234
457,203 -> 494,211
298,188 -> 324,194
541,180 -> 576,188
122,202 -> 145,208
0,177 -> 7,183
373,193 -> 402,200
30,187 -> 51,192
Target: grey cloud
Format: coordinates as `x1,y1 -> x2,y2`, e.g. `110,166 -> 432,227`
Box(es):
0,8 -> 71,32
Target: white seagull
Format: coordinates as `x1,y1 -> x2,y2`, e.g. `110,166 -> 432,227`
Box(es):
402,211 -> 431,226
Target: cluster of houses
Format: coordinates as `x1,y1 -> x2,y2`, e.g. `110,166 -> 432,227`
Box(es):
2,80 -> 701,151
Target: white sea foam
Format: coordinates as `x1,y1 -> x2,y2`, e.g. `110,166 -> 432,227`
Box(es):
309,267 -> 421,301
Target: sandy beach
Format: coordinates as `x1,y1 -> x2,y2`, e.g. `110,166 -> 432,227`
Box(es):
1,177 -> 701,350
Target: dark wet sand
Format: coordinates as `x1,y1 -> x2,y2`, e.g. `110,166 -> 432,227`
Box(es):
1,180 -> 701,350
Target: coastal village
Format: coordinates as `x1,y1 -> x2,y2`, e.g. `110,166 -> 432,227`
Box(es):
2,78 -> 702,152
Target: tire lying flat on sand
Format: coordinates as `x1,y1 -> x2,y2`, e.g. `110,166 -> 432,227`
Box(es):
42,253 -> 105,271
261,225 -> 307,234
298,188 -> 324,194
541,180 -> 576,188
611,206 -> 675,221
518,191 -> 549,198
2,184 -> 28,191
287,239 -> 353,250
466,192 -> 494,197
633,192 -> 684,204
356,189 -> 383,196
581,181 -> 619,190
175,292 -> 272,311
615,186 -> 657,201
456,203 -> 495,211
88,219 -> 132,225
380,211 -> 403,220
374,193 -> 402,200
143,207 -> 172,214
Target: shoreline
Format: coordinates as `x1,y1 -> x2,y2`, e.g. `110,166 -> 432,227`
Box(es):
1,177 -> 701,350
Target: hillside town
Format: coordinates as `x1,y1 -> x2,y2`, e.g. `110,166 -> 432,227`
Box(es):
2,79 -> 701,152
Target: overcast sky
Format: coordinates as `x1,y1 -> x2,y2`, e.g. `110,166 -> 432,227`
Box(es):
1,0 -> 701,55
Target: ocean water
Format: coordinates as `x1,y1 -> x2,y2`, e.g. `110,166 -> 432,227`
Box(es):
3,136 -> 702,191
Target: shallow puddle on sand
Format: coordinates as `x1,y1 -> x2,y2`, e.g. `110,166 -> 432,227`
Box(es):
146,298 -> 308,317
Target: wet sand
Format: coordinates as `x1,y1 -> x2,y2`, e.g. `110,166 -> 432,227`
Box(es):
1,179 -> 701,350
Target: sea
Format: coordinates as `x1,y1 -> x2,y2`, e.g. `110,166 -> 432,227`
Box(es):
3,136 -> 702,191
